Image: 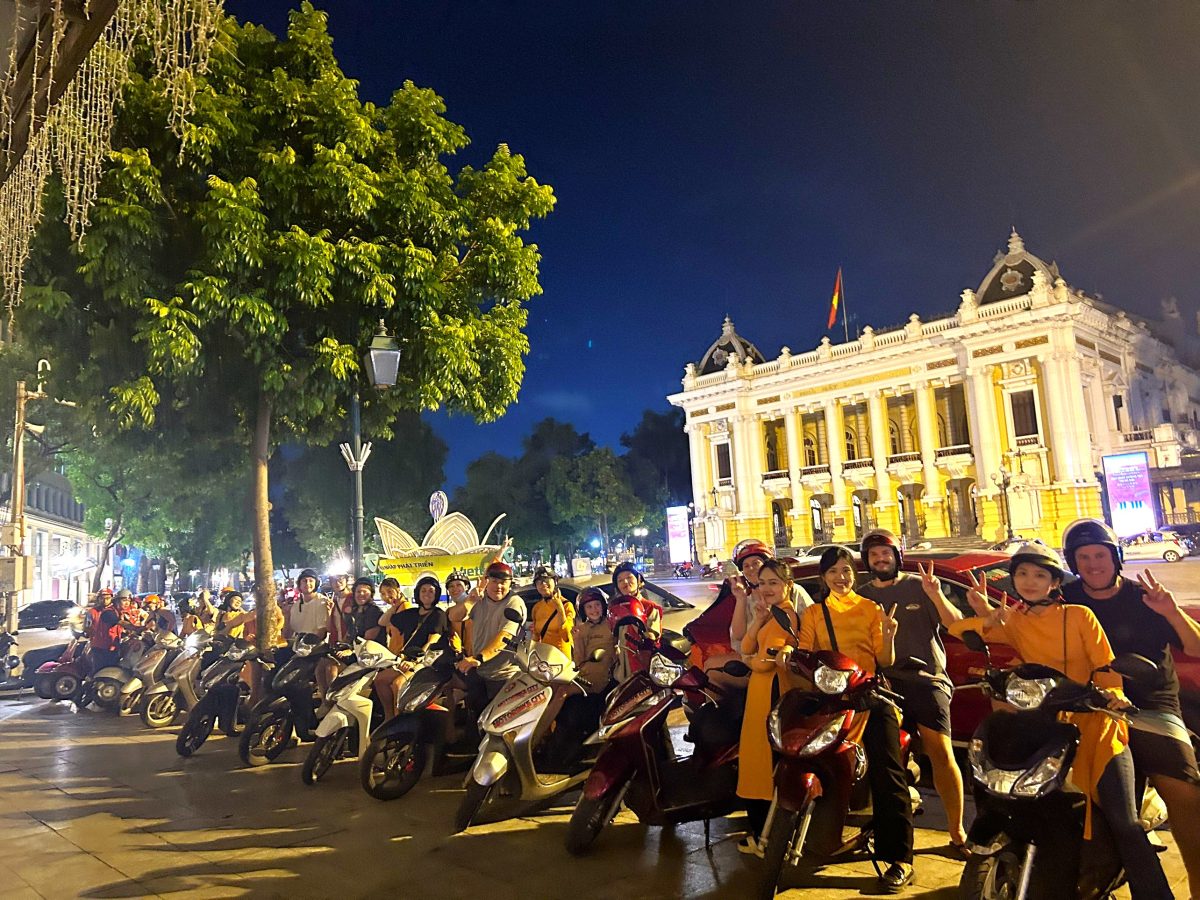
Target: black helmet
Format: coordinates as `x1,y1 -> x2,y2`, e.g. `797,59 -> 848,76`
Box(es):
413,575 -> 442,606
297,568 -> 320,588
611,561 -> 643,593
1061,518 -> 1122,577
1008,542 -> 1066,582
861,529 -> 903,569
533,565 -> 557,584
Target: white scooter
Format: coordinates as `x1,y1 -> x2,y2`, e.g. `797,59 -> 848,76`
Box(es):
301,638 -> 412,785
454,608 -> 599,831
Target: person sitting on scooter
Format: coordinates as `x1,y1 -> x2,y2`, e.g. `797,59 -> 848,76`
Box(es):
117,590 -> 145,630
1060,518 -> 1200,899
144,595 -> 177,636
608,561 -> 661,681
215,592 -> 247,638
957,543 -> 1173,900
729,541 -> 813,646
343,577 -> 383,643
88,589 -> 123,670
735,558 -> 800,858
446,570 -> 475,653
377,575 -> 449,716
529,566 -> 574,657
456,561 -> 527,714
572,587 -> 616,696
378,577 -> 410,654
787,545 -> 912,893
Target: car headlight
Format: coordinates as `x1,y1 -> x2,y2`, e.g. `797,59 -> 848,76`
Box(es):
797,717 -> 842,757
649,654 -> 684,687
400,682 -> 439,714
813,664 -> 851,695
1005,676 -> 1056,710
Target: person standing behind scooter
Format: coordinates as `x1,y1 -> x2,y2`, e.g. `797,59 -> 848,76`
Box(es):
789,545 -> 912,893
456,561 -> 526,714
958,544 -> 1173,900
88,589 -> 123,670
529,566 -> 574,658
1061,518 -> 1200,899
735,558 -> 800,858
729,540 -> 813,646
855,529 -> 968,854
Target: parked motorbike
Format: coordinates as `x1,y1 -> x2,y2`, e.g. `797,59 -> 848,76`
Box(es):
239,633 -> 341,767
1,634 -> 67,698
565,615 -> 749,855
455,608 -> 599,832
302,638 -> 406,785
360,640 -> 472,801
139,630 -> 218,728
33,636 -> 91,701
81,631 -> 153,711
958,633 -> 1162,900
755,642 -> 922,899
119,631 -> 183,716
176,637 -> 258,757
674,562 -> 694,579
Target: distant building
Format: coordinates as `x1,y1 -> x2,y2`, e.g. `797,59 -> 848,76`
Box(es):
668,230 -> 1200,560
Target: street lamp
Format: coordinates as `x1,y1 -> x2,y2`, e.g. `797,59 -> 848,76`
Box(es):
340,321 -> 402,579
991,466 -> 1015,542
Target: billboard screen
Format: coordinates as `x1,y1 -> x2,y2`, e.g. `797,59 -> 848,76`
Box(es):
665,505 -> 691,564
1101,451 -> 1156,537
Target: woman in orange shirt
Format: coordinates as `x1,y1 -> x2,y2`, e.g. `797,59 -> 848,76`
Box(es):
955,544 -> 1171,900
786,545 -> 912,893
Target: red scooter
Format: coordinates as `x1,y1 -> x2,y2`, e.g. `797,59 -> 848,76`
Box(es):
33,636 -> 91,701
756,628 -> 921,899
564,616 -> 749,855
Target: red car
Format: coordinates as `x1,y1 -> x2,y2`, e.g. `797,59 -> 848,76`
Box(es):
684,551 -> 1200,744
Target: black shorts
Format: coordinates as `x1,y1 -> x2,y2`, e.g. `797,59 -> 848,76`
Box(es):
1129,726 -> 1200,786
891,675 -> 953,737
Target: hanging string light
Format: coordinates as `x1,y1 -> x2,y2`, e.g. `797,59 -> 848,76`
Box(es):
0,0 -> 225,319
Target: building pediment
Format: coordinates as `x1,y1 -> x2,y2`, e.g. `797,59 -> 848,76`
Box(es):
975,229 -> 1060,305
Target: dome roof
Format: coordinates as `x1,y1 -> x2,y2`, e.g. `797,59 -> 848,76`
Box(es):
697,316 -> 766,375
975,229 -> 1060,304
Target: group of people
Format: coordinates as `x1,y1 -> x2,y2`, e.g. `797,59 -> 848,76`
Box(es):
722,522 -> 1199,898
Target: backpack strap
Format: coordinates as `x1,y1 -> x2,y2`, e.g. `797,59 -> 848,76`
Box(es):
820,599 -> 839,653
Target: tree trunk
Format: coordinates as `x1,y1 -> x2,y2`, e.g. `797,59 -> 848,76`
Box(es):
252,392 -> 278,652
91,516 -> 122,594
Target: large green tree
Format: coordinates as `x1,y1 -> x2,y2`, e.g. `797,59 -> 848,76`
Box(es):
18,4 -> 554,641
621,407 -> 691,527
544,447 -> 646,560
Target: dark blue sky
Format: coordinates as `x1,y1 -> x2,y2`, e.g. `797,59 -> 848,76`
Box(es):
226,1 -> 1200,488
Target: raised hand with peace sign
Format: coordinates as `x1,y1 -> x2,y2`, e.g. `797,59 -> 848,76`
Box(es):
964,569 -> 993,617
916,561 -> 942,601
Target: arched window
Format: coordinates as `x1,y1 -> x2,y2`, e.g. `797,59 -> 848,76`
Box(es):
803,437 -> 817,467
845,429 -> 858,461
889,421 -> 901,455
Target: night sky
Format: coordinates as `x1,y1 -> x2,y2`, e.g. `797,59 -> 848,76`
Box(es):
225,1 -> 1200,488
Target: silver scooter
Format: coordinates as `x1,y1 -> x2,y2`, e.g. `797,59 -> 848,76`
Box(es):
120,631 -> 183,717
140,630 -> 218,728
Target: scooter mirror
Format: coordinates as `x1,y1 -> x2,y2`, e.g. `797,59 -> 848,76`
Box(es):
589,648 -> 606,662
1105,653 -> 1159,684
770,605 -> 796,636
612,615 -> 647,632
722,660 -> 751,678
960,630 -> 989,656
502,608 -> 524,625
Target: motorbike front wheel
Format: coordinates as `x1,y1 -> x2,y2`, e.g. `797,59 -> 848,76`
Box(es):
565,781 -> 628,856
454,779 -> 493,833
360,737 -> 426,801
119,688 -> 142,716
176,709 -> 215,757
140,692 -> 178,728
33,674 -> 54,699
239,711 -> 294,767
301,734 -> 342,785
758,806 -> 803,900
959,848 -> 1024,900
93,679 -> 122,710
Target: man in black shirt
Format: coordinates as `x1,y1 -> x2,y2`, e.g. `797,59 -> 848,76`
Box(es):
856,529 -> 968,853
1062,518 -> 1200,898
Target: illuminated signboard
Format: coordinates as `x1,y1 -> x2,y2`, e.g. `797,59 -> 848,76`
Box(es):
665,505 -> 692,564
1101,452 -> 1156,537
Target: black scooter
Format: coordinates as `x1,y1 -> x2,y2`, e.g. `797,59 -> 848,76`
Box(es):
238,633 -> 343,767
958,631 -> 1161,900
175,637 -> 257,757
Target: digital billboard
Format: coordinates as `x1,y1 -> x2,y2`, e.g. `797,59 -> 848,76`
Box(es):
1101,451 -> 1156,537
665,505 -> 692,564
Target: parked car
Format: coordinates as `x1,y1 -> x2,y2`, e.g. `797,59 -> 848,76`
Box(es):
1121,531 -> 1189,563
17,599 -> 83,631
682,549 -> 1200,743
789,542 -> 863,567
513,575 -> 696,630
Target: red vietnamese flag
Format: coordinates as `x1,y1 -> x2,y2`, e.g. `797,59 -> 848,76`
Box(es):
827,267 -> 843,330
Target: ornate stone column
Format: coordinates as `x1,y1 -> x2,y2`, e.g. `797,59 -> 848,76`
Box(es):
915,381 -> 946,537
823,399 -> 850,539
868,390 -> 896,531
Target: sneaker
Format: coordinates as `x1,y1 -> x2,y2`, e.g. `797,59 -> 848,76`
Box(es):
879,861 -> 914,893
736,836 -> 764,858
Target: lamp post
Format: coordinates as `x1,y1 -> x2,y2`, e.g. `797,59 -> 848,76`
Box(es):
991,466 -> 1016,542
340,322 -> 401,579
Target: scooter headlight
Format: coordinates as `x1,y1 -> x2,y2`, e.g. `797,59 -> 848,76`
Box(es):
184,632 -> 207,651
400,682 -> 439,714
649,654 -> 684,688
970,737 -> 1071,798
226,645 -> 251,662
797,717 -> 843,757
1012,750 -> 1069,797
813,664 -> 852,695
1005,676 -> 1056,710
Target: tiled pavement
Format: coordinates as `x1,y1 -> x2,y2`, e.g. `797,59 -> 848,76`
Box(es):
0,694 -> 1187,899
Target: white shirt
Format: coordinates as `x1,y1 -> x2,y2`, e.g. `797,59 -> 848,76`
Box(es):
290,594 -> 332,636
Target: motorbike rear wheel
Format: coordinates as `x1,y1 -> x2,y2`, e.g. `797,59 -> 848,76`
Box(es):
239,711 -> 294,767
140,692 -> 178,728
360,737 -> 426,801
50,672 -> 79,701
176,709 -> 215,757
565,780 -> 628,856
454,779 -> 493,833
959,848 -> 1023,900
33,674 -> 54,699
758,806 -> 803,900
301,734 -> 341,785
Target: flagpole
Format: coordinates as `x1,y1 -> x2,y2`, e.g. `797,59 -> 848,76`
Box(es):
841,269 -> 850,343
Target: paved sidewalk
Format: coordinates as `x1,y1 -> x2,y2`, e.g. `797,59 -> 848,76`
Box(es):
0,694 -> 1187,899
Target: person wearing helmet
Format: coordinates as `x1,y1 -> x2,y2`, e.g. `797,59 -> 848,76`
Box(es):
608,561 -> 662,680
457,560 -> 527,710
1062,518 -> 1200,897
343,577 -> 383,643
287,568 -> 332,641
87,589 -> 123,670
215,591 -> 247,638
444,570 -> 474,653
528,565 -> 574,657
145,595 -> 177,636
571,587 -> 616,695
117,589 -> 145,630
377,575 -> 448,716
728,540 -> 813,645
856,529 -> 967,853
956,543 -> 1172,900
